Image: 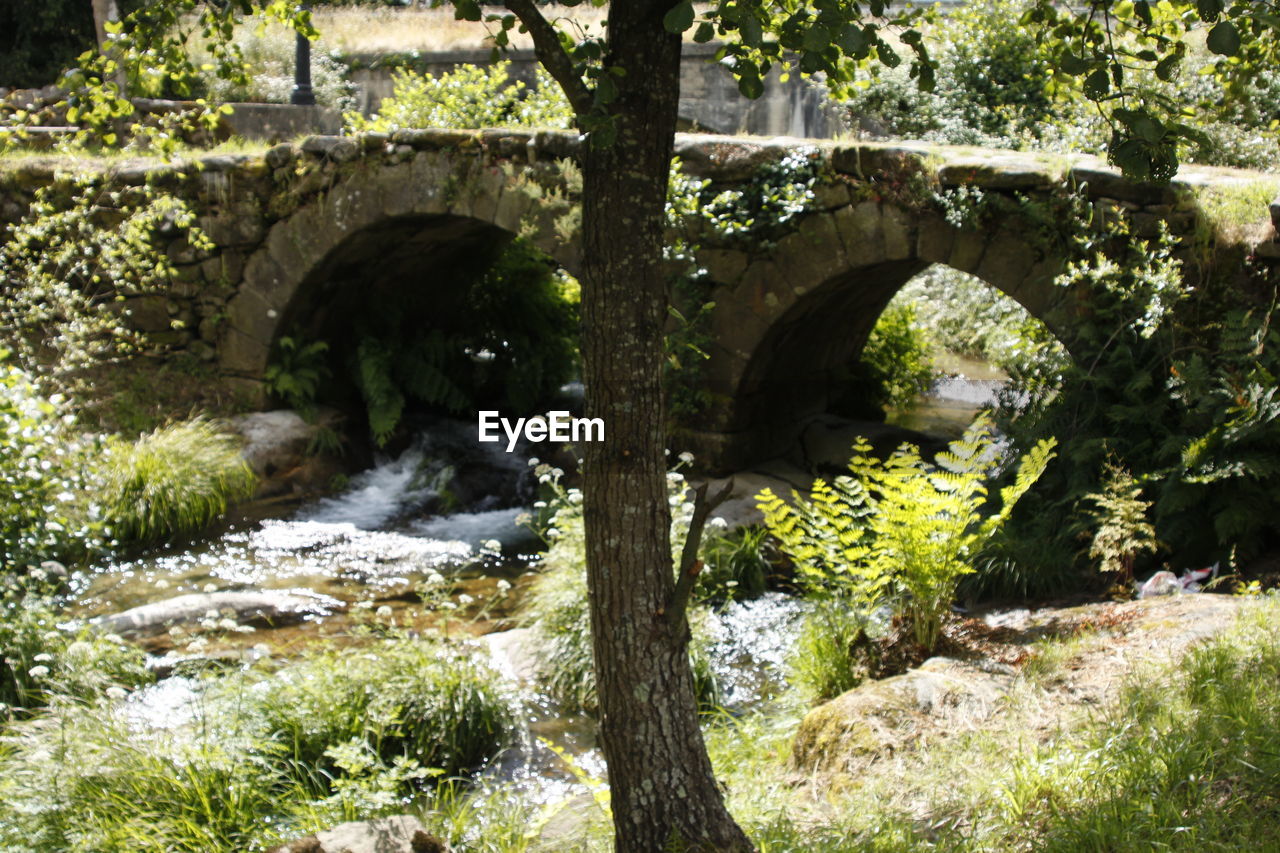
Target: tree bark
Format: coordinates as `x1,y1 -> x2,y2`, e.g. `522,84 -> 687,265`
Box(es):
578,2 -> 753,851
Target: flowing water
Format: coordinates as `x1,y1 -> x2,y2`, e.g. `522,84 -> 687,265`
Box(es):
74,415 -> 810,801
74,363 -> 999,807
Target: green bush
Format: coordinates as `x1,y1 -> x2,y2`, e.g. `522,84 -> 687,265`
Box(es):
246,639 -> 515,781
842,0 -> 1279,171
759,417 -> 1056,649
0,364 -> 104,576
100,419 -> 257,544
0,581 -> 152,715
0,638 -> 513,852
790,598 -> 878,702
996,224 -> 1280,576
697,524 -> 771,602
832,302 -> 937,416
345,61 -> 573,132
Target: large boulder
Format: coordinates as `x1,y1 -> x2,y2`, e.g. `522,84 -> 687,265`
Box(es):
92,591 -> 340,637
790,657 -> 1010,775
228,408 -> 345,498
269,815 -> 449,853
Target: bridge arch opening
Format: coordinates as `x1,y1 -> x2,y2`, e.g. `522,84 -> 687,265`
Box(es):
267,213 -> 580,447
723,259 -> 1069,465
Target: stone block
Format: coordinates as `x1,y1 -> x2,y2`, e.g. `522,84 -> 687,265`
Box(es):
881,204 -> 914,261
265,143 -> 298,169
218,326 -> 270,375
833,201 -> 885,268
227,288 -> 281,344
917,215 -> 956,264
975,232 -> 1038,295
948,232 -> 986,274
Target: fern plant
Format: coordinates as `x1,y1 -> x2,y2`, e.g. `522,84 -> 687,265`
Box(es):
265,335 -> 330,420
1084,462 -> 1159,582
759,416 -> 1056,649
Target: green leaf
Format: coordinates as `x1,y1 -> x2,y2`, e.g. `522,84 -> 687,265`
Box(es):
738,72 -> 765,99
663,1 -> 695,34
1207,21 -> 1241,56
693,22 -> 715,43
838,24 -> 869,57
1084,68 -> 1110,98
1060,52 -> 1090,75
454,0 -> 482,22
1196,0 -> 1224,22
740,14 -> 763,48
1155,53 -> 1181,81
802,24 -> 831,53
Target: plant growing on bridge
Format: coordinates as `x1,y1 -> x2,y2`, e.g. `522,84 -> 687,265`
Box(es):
0,175 -> 210,401
759,416 -> 1056,649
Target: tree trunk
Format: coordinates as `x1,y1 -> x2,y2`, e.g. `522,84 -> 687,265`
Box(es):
578,3 -> 753,851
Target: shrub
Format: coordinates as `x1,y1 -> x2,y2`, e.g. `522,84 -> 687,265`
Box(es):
0,176 -> 209,400
841,0 -> 1279,171
0,580 -> 151,715
697,524 -> 771,602
0,638 -> 511,852
100,419 -> 256,544
789,598 -> 878,702
245,639 -> 515,782
0,363 -> 104,576
345,61 -> 573,132
832,302 -> 937,416
759,417 -> 1056,649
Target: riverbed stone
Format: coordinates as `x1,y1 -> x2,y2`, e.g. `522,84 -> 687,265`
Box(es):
229,408 -> 346,497
268,815 -> 449,853
791,657 -> 1010,775
93,590 -> 341,637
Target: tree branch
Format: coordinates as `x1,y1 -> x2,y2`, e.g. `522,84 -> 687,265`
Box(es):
502,0 -> 593,116
666,477 -> 734,634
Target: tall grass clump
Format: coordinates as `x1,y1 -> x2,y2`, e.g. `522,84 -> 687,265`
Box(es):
245,638 -> 515,782
0,638 -> 514,852
0,579 -> 151,715
100,418 -> 256,544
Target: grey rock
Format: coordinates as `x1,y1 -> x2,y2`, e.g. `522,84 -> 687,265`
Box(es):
269,815 -> 449,853
481,627 -> 541,684
93,591 -> 340,637
791,657 -> 1010,774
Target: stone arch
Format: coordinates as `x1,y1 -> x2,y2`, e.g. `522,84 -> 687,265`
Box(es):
217,147 -> 582,380
691,199 -> 1080,468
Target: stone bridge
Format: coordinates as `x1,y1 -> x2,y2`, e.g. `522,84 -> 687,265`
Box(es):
2,130 -> 1277,470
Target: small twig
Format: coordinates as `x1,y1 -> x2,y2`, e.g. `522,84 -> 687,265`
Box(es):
665,477 -> 734,635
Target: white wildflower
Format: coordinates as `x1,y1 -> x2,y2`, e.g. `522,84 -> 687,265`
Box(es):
27,666 -> 49,679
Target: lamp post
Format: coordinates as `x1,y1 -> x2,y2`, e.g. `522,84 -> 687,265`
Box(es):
291,2 -> 316,106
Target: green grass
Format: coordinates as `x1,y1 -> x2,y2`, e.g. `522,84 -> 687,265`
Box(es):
100,418 -> 257,544
0,636 -> 516,852
695,596 -> 1280,852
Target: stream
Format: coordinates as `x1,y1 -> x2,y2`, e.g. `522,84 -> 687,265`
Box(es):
68,369 -> 996,809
